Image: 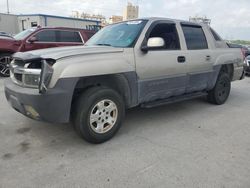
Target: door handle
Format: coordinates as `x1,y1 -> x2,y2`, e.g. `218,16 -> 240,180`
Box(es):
206,55 -> 211,61
177,56 -> 186,63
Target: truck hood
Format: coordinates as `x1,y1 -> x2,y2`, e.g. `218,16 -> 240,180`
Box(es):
13,45 -> 124,61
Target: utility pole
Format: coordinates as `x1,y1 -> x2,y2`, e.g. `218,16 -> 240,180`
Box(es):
6,0 -> 10,14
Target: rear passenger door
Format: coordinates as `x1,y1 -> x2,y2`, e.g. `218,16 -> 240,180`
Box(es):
56,30 -> 84,47
181,24 -> 213,93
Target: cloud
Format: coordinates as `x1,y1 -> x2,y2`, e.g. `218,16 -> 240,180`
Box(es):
0,0 -> 249,40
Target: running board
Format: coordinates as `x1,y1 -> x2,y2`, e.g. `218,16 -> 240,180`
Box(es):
141,92 -> 208,108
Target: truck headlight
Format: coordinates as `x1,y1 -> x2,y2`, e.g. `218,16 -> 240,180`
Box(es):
39,60 -> 53,94
10,64 -> 41,89
23,74 -> 40,86
10,58 -> 54,91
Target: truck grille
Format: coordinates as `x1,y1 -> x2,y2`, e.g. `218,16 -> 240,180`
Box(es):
10,59 -> 42,88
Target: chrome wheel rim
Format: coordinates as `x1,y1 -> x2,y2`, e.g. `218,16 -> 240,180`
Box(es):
0,56 -> 11,76
90,99 -> 118,134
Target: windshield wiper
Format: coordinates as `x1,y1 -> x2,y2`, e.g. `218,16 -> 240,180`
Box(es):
96,43 -> 112,46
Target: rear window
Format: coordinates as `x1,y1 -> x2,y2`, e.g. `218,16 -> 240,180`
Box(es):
57,31 -> 82,43
181,25 -> 208,50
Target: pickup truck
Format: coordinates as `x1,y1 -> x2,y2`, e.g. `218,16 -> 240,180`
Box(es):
0,27 -> 95,77
5,18 -> 245,143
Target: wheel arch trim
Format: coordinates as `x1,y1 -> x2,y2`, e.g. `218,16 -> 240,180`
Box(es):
72,72 -> 138,108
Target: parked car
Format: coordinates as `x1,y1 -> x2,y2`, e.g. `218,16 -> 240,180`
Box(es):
5,18 -> 245,143
244,56 -> 250,75
0,31 -> 12,38
246,47 -> 250,56
0,27 -> 96,77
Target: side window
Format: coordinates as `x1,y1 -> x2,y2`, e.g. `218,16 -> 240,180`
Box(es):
181,25 -> 208,50
35,30 -> 57,42
31,22 -> 38,27
57,31 -> 82,43
210,28 -> 222,41
148,23 -> 180,50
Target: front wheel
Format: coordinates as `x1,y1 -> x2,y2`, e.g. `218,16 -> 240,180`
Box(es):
73,87 -> 125,144
0,53 -> 12,77
207,73 -> 231,105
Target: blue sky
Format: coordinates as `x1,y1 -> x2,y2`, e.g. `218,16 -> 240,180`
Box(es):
0,0 -> 249,40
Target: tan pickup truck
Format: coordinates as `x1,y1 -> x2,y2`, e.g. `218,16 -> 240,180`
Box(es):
5,17 -> 245,143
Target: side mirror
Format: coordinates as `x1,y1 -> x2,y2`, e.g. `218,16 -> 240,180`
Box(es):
28,36 -> 37,43
141,37 -> 165,52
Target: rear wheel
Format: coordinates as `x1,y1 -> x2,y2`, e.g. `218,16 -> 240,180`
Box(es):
207,73 -> 231,105
0,53 -> 12,77
73,87 -> 125,144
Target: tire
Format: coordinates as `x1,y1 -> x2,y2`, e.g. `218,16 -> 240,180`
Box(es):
73,87 -> 125,144
0,53 -> 12,77
207,73 -> 231,105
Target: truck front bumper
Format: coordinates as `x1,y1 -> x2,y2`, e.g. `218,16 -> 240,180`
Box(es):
4,78 -> 78,123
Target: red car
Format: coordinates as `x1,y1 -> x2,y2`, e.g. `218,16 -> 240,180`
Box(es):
0,27 -> 96,77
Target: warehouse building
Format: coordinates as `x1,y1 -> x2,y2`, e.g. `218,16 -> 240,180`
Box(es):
18,14 -> 100,31
0,13 -> 100,35
0,13 -> 19,35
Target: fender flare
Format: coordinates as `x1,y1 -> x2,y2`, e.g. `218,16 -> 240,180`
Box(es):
73,72 -> 138,108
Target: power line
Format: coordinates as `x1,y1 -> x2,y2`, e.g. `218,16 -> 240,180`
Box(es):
6,0 -> 10,14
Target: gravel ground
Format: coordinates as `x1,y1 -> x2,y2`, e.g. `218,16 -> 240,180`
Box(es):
0,77 -> 250,188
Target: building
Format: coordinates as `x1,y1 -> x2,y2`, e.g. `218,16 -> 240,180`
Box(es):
0,13 -> 101,35
72,11 -> 106,27
109,15 -> 123,24
18,14 -> 100,31
189,16 -> 211,25
0,13 -> 19,35
123,2 -> 139,20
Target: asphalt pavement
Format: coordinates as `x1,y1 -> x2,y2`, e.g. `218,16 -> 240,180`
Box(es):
1,77 -> 250,188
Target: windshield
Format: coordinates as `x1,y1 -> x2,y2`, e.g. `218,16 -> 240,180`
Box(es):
86,20 -> 147,48
14,28 -> 36,40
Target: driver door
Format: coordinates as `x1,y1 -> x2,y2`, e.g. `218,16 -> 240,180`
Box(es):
24,29 -> 59,51
135,22 -> 188,103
